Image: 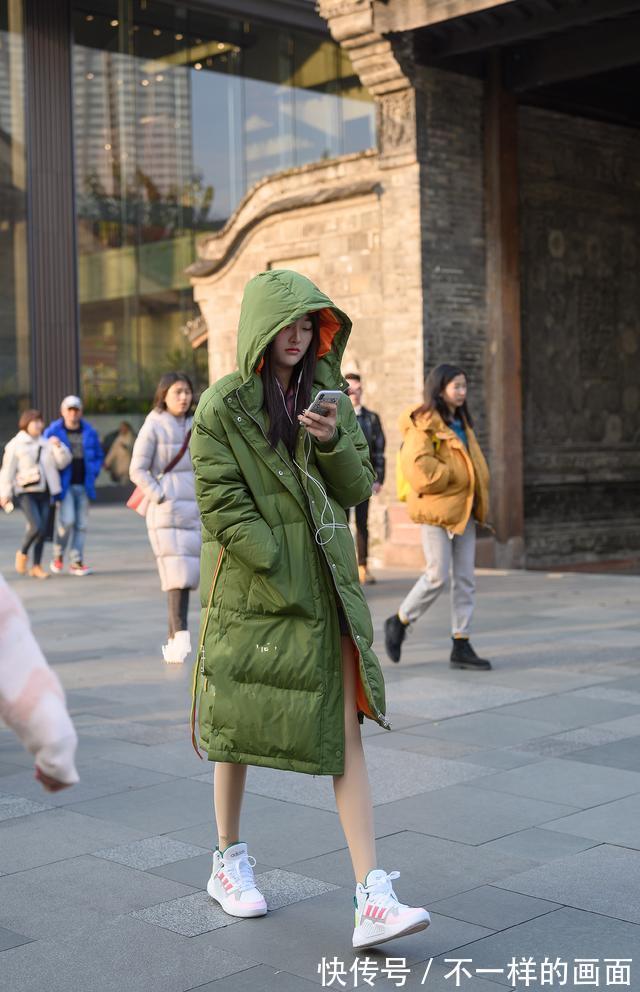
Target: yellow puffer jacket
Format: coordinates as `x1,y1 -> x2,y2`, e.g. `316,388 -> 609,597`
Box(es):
399,407 -> 490,534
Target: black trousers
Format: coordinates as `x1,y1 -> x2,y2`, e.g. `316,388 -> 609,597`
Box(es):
18,492 -> 51,566
167,588 -> 189,638
347,499 -> 369,566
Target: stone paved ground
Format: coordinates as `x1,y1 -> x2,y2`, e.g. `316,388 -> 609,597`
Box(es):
1,507 -> 639,992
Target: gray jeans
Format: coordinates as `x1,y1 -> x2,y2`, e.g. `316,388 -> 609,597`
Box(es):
399,519 -> 476,636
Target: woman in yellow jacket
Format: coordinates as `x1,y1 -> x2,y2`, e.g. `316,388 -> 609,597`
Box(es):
384,364 -> 492,670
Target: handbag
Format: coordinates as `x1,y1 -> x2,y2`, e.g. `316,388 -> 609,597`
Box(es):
16,447 -> 42,489
126,429 -> 192,518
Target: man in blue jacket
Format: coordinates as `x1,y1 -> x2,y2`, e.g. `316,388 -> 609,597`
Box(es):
44,396 -> 104,576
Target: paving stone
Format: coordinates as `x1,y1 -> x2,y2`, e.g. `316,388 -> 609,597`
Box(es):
399,713 -> 562,748
517,726 -> 624,757
0,916 -> 254,992
73,716 -> 187,746
93,836 -> 208,870
430,885 -> 560,931
201,885 -> 492,985
565,736 -> 640,772
477,828 -> 601,864
574,686 -> 640,705
0,925 -> 32,951
0,793 -> 51,822
100,738 -> 207,778
0,855 -> 196,939
462,749 -> 544,770
132,891 -> 238,936
0,759 -> 175,808
452,907 -> 640,988
0,760 -> 26,778
489,694 -> 640,730
242,748 -> 490,811
67,778 -> 214,832
385,678 -> 544,721
468,757 -> 640,808
373,785 -> 577,845
0,808 -> 146,873
365,731 -> 483,759
148,852 -> 215,887
292,831 -> 536,904
543,793 -> 640,849
134,870 -> 339,936
496,845 -> 640,924
182,966 -> 319,991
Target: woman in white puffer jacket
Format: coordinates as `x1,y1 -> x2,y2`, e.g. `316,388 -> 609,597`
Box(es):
0,409 -> 72,579
130,373 -> 201,663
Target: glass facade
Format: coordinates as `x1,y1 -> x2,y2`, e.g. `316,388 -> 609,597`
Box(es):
71,2 -> 375,433
0,0 -> 30,443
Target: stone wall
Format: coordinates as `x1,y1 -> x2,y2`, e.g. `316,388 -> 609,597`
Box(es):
420,68 -> 489,451
519,106 -> 640,565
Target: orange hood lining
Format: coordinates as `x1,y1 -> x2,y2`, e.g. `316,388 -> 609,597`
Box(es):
255,308 -> 342,374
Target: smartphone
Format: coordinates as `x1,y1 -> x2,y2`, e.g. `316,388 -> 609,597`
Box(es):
306,390 -> 343,416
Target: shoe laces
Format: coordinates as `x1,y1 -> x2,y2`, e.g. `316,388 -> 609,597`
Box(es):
226,853 -> 258,892
364,870 -> 403,909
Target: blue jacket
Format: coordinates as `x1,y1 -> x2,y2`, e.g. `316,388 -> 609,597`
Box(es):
44,418 -> 104,500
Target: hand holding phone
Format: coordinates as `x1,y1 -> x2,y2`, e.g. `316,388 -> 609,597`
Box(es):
305,390 -> 343,416
298,390 -> 342,444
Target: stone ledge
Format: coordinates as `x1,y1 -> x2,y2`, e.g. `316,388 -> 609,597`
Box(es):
187,177 -> 382,279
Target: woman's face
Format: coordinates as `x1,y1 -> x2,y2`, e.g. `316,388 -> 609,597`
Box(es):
27,419 -> 44,438
165,381 -> 193,417
271,315 -> 313,372
442,374 -> 467,410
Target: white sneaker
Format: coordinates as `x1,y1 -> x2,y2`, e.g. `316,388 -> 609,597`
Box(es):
353,869 -> 430,949
207,842 -> 267,918
162,630 -> 191,664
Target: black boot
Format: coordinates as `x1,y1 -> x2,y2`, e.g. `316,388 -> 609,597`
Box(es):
384,614 -> 407,663
450,637 -> 492,671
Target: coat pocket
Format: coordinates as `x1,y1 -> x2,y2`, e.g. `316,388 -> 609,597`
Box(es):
246,523 -> 317,620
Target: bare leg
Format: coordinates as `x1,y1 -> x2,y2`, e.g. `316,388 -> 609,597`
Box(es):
333,635 -> 377,884
213,761 -> 248,851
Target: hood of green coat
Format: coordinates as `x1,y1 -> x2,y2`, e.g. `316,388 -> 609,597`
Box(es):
236,269 -> 352,389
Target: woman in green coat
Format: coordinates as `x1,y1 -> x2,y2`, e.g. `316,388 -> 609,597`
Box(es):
190,269 -> 430,949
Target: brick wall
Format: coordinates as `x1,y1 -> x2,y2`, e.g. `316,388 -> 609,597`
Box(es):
519,106 -> 640,565
420,68 -> 489,452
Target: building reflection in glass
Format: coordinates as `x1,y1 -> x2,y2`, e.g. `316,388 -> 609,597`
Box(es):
72,2 -> 375,451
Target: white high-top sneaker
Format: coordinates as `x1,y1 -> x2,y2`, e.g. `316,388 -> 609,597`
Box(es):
207,842 -> 267,918
353,868 -> 430,949
162,630 -> 191,664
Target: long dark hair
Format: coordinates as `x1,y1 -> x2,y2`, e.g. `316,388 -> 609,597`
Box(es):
415,363 -> 474,428
262,313 -> 320,452
153,371 -> 194,412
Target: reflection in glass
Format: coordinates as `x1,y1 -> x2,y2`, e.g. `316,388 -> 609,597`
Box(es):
71,3 -> 374,458
0,0 -> 30,445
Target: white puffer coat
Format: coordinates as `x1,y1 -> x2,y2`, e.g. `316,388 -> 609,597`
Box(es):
129,410 -> 200,592
0,432 -> 71,502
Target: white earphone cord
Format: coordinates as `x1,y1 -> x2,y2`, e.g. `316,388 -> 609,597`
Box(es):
276,375 -> 347,546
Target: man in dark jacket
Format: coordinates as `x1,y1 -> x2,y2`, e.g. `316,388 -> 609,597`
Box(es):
44,396 -> 104,576
345,373 -> 385,584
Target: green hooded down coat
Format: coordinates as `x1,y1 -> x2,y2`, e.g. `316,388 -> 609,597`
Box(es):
190,270 -> 389,776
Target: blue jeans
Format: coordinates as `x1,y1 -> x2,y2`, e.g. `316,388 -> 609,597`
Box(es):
18,492 -> 51,566
54,485 -> 89,564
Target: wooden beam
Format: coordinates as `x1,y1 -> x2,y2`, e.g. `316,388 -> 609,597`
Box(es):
506,11 -> 640,90
373,0 -> 518,34
419,0 -> 640,59
484,52 -> 525,565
